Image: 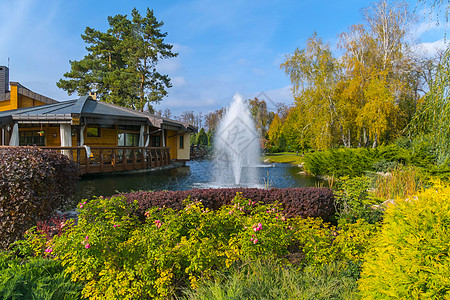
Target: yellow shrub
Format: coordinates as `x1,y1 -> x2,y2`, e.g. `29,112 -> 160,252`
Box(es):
359,183 -> 450,299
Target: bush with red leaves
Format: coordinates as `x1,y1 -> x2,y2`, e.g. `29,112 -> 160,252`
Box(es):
118,187 -> 335,221
0,147 -> 80,249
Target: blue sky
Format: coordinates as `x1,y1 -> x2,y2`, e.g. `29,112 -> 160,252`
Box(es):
0,0 -> 446,115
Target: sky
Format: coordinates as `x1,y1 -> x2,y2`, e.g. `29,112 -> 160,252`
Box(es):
0,0 -> 447,115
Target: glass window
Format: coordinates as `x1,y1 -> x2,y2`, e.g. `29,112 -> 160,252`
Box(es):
87,126 -> 100,137
179,135 -> 184,149
118,132 -> 139,147
19,131 -> 45,146
151,135 -> 161,147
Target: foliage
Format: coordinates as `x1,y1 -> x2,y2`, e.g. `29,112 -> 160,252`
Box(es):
57,8 -> 177,112
119,187 -> 336,222
192,127 -> 208,146
183,259 -> 360,300
408,49 -> 450,164
289,217 -> 379,268
303,148 -> 377,177
278,1 -> 419,149
373,164 -> 424,200
53,194 -> 294,299
0,147 -> 80,250
359,183 -> 450,299
0,254 -> 83,300
334,176 -> 383,225
302,144 -> 433,178
248,97 -> 275,138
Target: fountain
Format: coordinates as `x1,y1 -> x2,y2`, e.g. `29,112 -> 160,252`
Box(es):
214,93 -> 261,186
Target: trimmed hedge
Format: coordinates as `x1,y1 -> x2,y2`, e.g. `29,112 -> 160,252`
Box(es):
0,147 -> 80,249
118,187 -> 335,221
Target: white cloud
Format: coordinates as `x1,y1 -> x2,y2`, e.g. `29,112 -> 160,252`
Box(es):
171,76 -> 187,88
413,39 -> 448,57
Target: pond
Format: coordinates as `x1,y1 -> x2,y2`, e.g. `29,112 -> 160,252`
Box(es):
73,159 -> 323,201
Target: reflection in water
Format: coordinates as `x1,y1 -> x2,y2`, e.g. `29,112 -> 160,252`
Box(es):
73,160 -> 322,202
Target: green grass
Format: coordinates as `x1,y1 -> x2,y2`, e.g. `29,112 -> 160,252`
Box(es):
183,259 -> 360,300
264,152 -> 305,165
0,254 -> 83,300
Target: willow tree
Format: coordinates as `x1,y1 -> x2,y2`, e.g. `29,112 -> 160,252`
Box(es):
57,8 -> 177,112
408,0 -> 450,163
281,33 -> 346,149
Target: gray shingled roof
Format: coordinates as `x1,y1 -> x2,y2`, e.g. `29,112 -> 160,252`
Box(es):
0,96 -> 197,132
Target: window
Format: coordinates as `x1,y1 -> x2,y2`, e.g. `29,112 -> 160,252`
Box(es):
118,132 -> 139,147
151,135 -> 161,147
19,131 -> 45,146
179,135 -> 184,149
86,126 -> 100,137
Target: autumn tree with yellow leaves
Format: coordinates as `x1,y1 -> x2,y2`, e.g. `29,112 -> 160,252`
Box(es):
275,0 -> 423,150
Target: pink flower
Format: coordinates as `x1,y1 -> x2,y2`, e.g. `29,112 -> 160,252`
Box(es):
155,220 -> 162,228
79,205 -> 83,209
250,238 -> 254,242
253,239 -> 258,244
113,224 -> 119,228
229,211 -> 233,215
85,236 -> 89,240
85,243 -> 91,249
44,247 -> 53,253
83,201 -> 87,205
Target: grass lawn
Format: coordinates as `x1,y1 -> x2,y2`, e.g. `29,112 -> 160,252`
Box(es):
263,152 -> 305,165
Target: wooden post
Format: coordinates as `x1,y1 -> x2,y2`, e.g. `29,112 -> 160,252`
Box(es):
140,148 -> 145,168
112,149 -> 116,171
123,149 -> 127,169
132,148 -> 136,170
100,149 -> 104,172
85,148 -> 90,173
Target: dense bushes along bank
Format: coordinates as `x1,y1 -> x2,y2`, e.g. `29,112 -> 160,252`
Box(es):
2,183 -> 450,298
119,187 -> 336,222
0,147 -> 80,249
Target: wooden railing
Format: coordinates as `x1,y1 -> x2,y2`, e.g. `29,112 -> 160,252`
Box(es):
41,146 -> 171,175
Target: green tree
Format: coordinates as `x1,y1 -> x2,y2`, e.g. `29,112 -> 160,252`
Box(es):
281,33 -> 343,149
247,98 -> 274,138
409,0 -> 450,163
196,128 -> 208,146
57,8 -> 177,112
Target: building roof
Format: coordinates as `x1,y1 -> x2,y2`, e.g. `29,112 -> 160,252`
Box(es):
0,96 -> 197,132
10,82 -> 58,104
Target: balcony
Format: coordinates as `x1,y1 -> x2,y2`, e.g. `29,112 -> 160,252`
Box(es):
41,146 -> 171,175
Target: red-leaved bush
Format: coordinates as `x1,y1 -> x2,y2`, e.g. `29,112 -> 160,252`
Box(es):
0,147 -> 80,249
119,187 -> 335,221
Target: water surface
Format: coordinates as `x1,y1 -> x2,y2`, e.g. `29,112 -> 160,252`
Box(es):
73,160 -> 322,201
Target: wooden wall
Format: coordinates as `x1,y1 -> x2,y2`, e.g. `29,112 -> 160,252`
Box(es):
84,127 -> 118,147
0,85 -> 47,112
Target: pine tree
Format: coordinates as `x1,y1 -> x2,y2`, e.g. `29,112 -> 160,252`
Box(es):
57,8 -> 177,112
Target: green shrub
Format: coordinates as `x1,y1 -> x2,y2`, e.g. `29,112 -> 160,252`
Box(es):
0,255 -> 83,300
290,217 -> 379,269
53,194 -> 293,299
183,259 -> 360,300
358,183 -> 450,299
0,147 -> 80,249
303,144 -> 431,178
334,176 -> 383,225
303,148 -> 376,177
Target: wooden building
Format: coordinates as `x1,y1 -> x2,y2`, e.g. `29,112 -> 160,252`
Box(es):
0,66 -> 58,111
0,95 -> 196,174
